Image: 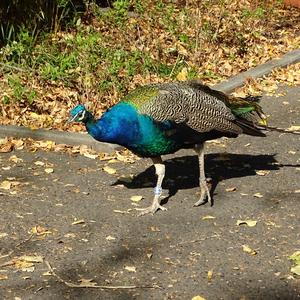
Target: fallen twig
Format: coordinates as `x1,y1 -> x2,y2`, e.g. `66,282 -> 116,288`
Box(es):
44,260 -> 160,290
0,233 -> 34,260
15,233 -> 34,248
176,234 -> 220,246
0,250 -> 14,260
0,260 -> 16,268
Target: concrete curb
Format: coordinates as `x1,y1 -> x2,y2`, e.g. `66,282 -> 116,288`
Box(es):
1,49 -> 300,152
0,125 -> 121,152
214,49 -> 300,93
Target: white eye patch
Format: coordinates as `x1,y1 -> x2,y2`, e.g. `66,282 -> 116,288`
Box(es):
78,110 -> 86,121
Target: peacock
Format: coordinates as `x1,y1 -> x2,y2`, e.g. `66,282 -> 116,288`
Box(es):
68,81 -> 298,215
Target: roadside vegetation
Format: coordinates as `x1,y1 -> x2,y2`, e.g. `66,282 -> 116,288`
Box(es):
0,0 -> 299,130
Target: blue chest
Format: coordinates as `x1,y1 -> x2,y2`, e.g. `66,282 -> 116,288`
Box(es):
85,103 -> 177,156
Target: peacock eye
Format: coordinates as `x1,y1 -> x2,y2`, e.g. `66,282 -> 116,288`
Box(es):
77,110 -> 86,121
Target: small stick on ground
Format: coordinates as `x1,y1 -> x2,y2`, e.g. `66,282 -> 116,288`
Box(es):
176,234 -> 220,246
15,233 -> 34,248
0,250 -> 14,260
0,233 -> 34,260
44,260 -> 160,290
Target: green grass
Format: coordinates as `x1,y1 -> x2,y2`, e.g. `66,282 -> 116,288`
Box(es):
1,9 -> 189,103
5,75 -> 36,104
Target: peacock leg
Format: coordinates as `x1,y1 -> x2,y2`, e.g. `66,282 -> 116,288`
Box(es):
193,143 -> 212,206
137,156 -> 167,216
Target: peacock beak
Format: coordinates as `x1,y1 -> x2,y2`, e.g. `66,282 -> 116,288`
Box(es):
67,114 -> 78,123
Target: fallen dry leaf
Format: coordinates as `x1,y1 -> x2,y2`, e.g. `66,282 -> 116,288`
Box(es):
192,296 -> 206,300
0,181 -> 11,190
0,141 -> 13,153
44,168 -> 54,174
2,166 -> 11,170
176,67 -> 188,81
236,220 -> 257,227
34,161 -> 45,166
12,139 -> 24,149
113,209 -> 131,214
37,140 -> 54,149
31,225 -> 52,236
291,265 -> 300,276
226,187 -> 236,192
289,251 -> 300,265
19,255 -> 43,263
83,152 -> 98,159
255,170 -> 270,176
9,155 -> 23,163
103,166 -> 117,175
150,226 -> 160,232
0,232 -> 8,238
42,271 -> 52,276
9,180 -> 21,186
0,274 -> 8,280
253,193 -> 263,198
64,233 -> 76,238
72,219 -> 85,225
106,235 -> 116,241
115,151 -> 137,163
130,195 -> 143,202
265,221 -> 281,228
0,138 -> 7,144
287,125 -> 300,131
124,266 -> 136,272
242,245 -> 257,255
12,255 -> 43,272
108,158 -> 119,163
19,265 -> 35,272
207,270 -> 213,282
202,215 -> 215,220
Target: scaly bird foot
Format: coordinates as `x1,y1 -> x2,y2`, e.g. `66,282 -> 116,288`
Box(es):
194,178 -> 213,206
136,203 -> 167,216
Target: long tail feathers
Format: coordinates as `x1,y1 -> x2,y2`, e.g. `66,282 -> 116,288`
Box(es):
257,124 -> 300,135
234,119 -> 266,137
233,95 -> 300,136
235,118 -> 300,136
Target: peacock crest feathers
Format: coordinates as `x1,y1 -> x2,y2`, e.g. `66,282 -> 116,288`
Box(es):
70,104 -> 86,117
68,104 -> 95,126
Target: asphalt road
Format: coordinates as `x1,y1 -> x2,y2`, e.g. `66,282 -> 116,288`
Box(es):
0,86 -> 299,300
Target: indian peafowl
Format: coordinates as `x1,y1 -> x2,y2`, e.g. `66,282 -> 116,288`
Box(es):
68,81 -> 298,215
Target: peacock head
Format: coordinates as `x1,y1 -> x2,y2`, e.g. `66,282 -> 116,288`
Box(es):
68,104 -> 89,123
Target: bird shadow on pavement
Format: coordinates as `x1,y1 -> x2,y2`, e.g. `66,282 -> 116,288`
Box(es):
112,153 -> 300,205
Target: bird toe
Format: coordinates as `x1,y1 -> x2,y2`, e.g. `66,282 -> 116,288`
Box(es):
136,204 -> 167,216
193,198 -> 207,206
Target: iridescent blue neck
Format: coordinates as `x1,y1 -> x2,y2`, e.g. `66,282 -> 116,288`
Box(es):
84,103 -> 141,147
82,111 -> 95,128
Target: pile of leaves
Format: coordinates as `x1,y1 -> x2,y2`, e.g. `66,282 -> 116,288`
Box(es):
0,136 -> 138,162
0,0 -> 300,131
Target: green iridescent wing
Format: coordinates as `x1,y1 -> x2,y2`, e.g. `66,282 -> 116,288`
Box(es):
121,85 -> 160,109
